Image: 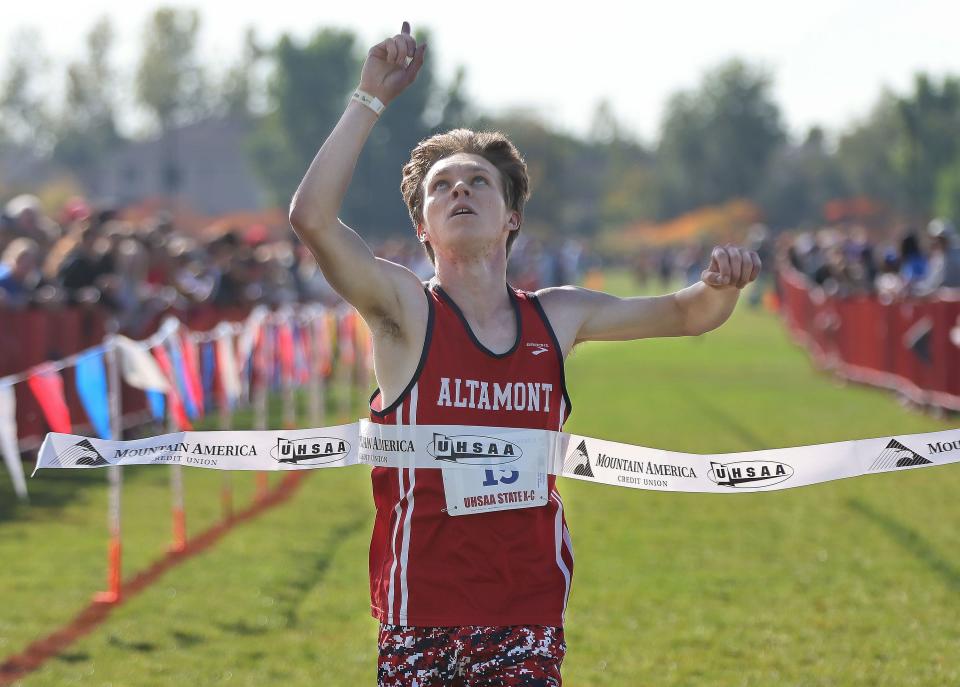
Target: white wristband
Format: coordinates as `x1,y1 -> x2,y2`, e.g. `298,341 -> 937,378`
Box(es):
351,89 -> 385,117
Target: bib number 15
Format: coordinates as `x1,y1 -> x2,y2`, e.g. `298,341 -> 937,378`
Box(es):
481,469 -> 519,486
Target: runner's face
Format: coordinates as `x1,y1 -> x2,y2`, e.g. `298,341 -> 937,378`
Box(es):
421,153 -> 519,259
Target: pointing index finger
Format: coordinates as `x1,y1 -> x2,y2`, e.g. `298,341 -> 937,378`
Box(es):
401,21 -> 411,35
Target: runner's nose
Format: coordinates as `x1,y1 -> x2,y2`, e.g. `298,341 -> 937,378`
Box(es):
451,181 -> 470,198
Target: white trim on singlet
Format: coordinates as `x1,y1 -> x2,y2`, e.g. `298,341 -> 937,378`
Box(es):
397,384 -> 418,625
552,394 -> 572,621
562,523 -> 574,601
551,491 -> 572,623
386,400 -> 406,624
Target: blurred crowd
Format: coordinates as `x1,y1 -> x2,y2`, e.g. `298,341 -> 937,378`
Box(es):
0,194 -> 588,336
630,224 -> 776,304
4,192 -> 954,334
0,194 -> 353,335
785,219 -> 960,299
506,236 -> 587,291
13,189 -> 960,334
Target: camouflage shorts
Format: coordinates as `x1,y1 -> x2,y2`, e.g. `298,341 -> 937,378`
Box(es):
377,624 -> 565,686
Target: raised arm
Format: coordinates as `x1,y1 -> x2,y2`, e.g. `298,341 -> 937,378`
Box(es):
288,22 -> 427,321
538,245 -> 761,354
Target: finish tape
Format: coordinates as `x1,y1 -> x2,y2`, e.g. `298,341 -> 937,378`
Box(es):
33,422 -> 960,494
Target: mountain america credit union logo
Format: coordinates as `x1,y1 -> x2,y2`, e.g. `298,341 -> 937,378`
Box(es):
563,439 -> 698,487
271,437 -> 351,466
566,439 -> 595,477
708,460 -> 794,488
59,439 -> 109,467
869,438 -> 933,471
426,433 -> 522,466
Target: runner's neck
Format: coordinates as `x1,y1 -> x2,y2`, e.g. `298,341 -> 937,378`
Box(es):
433,257 -> 511,326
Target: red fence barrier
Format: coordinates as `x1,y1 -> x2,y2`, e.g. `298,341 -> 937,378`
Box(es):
778,265 -> 960,411
0,304 -> 251,449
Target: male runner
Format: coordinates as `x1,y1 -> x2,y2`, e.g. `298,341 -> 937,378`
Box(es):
289,22 -> 761,686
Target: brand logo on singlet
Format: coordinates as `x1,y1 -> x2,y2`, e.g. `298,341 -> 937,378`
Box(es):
436,377 -> 554,412
870,439 -> 933,471
271,437 -> 350,466
427,433 -> 522,466
527,342 -> 551,356
708,460 -> 793,488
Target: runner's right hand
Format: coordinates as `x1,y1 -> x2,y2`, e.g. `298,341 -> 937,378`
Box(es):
359,21 -> 426,105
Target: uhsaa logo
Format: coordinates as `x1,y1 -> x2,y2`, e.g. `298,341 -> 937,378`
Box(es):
427,433 -> 521,466
708,460 -> 793,489
271,437 -> 350,466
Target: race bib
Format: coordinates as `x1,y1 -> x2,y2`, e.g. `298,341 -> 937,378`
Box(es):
354,421 -> 553,515
421,427 -> 551,515
442,464 -> 548,516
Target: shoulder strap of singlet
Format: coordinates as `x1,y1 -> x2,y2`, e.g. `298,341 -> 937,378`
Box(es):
368,284 -> 435,418
526,289 -> 574,420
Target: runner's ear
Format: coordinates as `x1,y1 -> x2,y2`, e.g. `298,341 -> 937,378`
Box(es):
507,212 -> 521,231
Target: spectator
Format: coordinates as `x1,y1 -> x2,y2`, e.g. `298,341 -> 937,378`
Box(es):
57,224 -> 108,296
842,225 -> 877,295
168,235 -> 215,304
0,238 -> 43,307
143,232 -> 173,287
898,231 -> 928,288
657,247 -> 675,286
207,232 -> 246,306
3,194 -> 60,249
98,237 -> 165,334
59,196 -> 91,227
915,219 -> 960,293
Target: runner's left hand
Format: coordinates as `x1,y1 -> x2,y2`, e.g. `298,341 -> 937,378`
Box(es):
701,245 -> 762,289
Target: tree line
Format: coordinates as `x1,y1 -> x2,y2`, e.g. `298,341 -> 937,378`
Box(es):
2,8 -> 958,238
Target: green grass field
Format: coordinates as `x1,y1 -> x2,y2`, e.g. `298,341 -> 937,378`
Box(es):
1,274 -> 958,686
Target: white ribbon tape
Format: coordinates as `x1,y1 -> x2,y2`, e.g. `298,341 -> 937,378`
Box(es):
33,422 -> 960,494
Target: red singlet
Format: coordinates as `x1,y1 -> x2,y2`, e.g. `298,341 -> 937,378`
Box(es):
368,281 -> 574,627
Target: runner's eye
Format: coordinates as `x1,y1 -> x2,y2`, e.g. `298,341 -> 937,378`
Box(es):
432,180 -> 448,191
472,175 -> 488,185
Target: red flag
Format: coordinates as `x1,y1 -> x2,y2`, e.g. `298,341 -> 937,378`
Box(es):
212,339 -> 225,409
152,345 -> 192,431
27,364 -> 72,433
277,322 -> 295,384
325,312 -> 337,371
297,327 -> 311,385
180,333 -> 204,418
